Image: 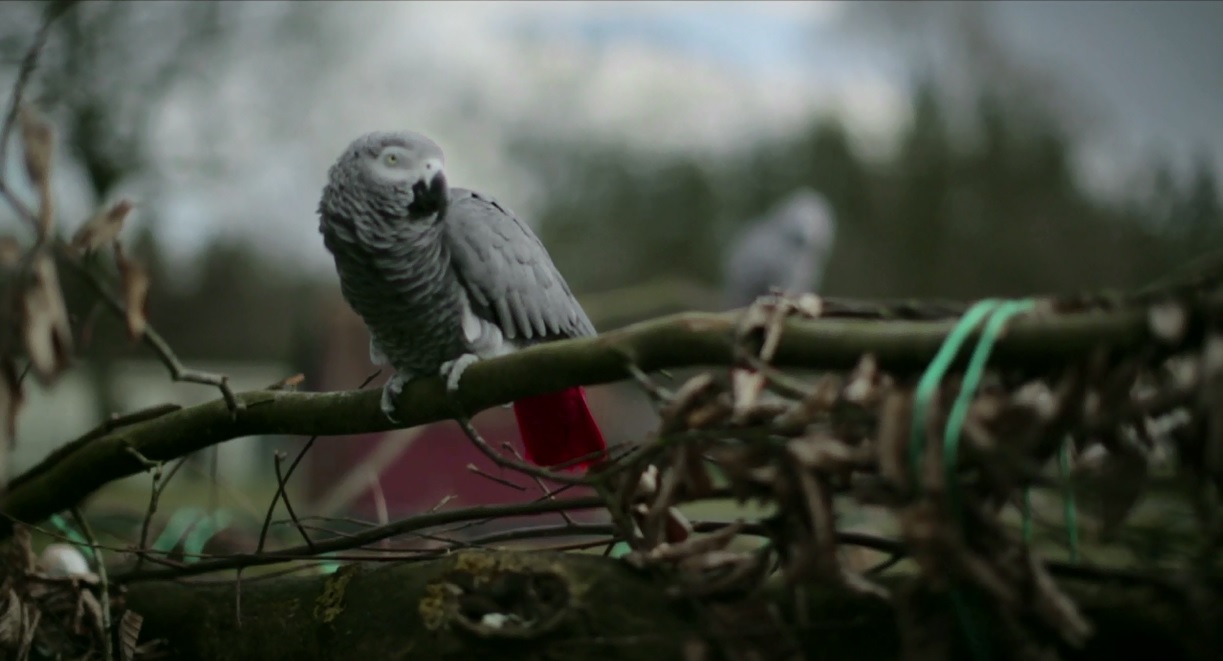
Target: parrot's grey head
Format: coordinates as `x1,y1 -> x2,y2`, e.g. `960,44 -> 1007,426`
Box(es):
319,131 -> 449,228
773,188 -> 835,250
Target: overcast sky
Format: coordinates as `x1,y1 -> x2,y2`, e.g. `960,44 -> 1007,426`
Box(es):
3,1 -> 1220,278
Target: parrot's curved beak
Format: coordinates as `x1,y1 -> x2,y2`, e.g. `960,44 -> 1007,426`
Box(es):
409,170 -> 449,220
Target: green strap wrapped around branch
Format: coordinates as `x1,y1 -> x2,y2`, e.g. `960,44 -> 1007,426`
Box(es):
909,298 -> 1033,661
907,296 -> 1085,658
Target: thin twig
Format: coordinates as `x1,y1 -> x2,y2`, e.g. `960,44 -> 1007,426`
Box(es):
623,360 -> 674,407
273,451 -> 312,551
428,494 -> 456,513
69,506 -> 112,661
864,552 -> 908,576
207,446 -> 220,518
56,252 -> 242,412
135,451 -> 190,572
256,369 -> 382,553
133,460 -> 163,572
0,2 -> 71,178
452,414 -> 593,486
114,494 -> 611,582
467,463 -> 527,491
366,470 -> 390,551
504,441 -> 576,526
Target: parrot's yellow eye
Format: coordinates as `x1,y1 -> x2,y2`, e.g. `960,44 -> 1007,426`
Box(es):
384,153 -> 399,165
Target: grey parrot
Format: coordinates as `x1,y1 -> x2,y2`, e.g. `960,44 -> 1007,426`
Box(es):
317,131 -> 606,469
722,187 -> 837,309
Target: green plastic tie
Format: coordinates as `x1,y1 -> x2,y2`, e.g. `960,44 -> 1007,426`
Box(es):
151,507 -> 236,562
48,513 -> 91,549
151,507 -> 206,556
942,299 -> 1035,529
1021,439 -> 1080,562
909,299 -> 1002,489
909,298 -> 1036,661
1058,440 -> 1080,562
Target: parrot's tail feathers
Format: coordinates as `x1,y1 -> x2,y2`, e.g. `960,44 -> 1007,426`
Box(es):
512,387 -> 607,471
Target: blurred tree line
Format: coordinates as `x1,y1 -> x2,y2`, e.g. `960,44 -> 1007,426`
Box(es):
515,78 -> 1223,302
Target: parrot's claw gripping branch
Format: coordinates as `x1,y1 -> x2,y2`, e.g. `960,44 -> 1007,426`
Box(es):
380,374 -> 407,422
441,353 -> 479,396
379,354 -> 478,423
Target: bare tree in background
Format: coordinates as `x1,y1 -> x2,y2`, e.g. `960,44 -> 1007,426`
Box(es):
0,1 -> 337,422
0,1 -> 225,421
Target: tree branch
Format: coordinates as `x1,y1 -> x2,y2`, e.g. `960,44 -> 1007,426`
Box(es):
114,496 -> 610,582
0,304 -> 1169,540
120,549 -> 1221,661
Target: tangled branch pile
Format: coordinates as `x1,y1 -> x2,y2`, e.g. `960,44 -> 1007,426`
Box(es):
594,285 -> 1223,659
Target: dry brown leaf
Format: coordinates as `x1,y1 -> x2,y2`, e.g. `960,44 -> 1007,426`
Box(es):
774,372 -> 841,429
0,588 -> 23,646
71,199 -> 135,255
646,520 -> 745,563
77,589 -> 103,639
787,435 -> 855,471
0,587 -> 40,661
21,252 -> 73,383
18,106 -> 53,190
1026,552 -> 1093,647
266,373 -> 306,391
730,367 -> 766,420
659,373 -> 719,434
790,465 -> 840,582
18,106 -> 55,237
678,442 -> 716,499
844,353 -> 881,405
876,389 -> 914,493
114,242 -> 150,340
118,610 -> 144,661
663,506 -> 694,544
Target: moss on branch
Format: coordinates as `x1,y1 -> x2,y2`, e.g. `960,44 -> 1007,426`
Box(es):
2,307 -> 1154,540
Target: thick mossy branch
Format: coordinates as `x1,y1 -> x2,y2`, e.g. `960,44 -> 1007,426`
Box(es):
1,307 -> 1154,539
122,550 -> 1217,661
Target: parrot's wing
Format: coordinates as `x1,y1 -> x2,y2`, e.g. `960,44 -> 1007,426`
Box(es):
444,188 -> 596,342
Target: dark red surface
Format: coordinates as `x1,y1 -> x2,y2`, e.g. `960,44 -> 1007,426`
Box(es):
308,406 -> 597,523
